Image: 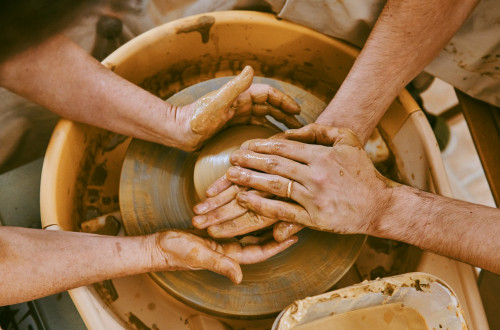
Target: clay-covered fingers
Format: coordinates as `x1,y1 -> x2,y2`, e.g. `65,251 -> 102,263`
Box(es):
273,222 -> 304,242
207,211 -> 279,238
226,166 -> 307,200
222,235 -> 298,264
190,66 -> 254,136
237,192 -> 312,227
284,123 -> 362,148
196,243 -> 243,284
156,230 -> 243,283
252,103 -> 302,129
205,175 -> 233,198
239,138 -> 318,164
246,83 -> 301,115
229,148 -> 310,180
193,199 -> 247,229
229,83 -> 302,129
248,116 -> 282,132
194,183 -> 241,215
238,230 -> 274,245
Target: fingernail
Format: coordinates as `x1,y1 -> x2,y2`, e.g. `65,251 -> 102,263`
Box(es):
227,167 -> 239,179
207,226 -> 220,236
237,193 -> 248,203
240,141 -> 249,150
206,187 -> 217,197
230,150 -> 244,163
234,269 -> 243,284
194,203 -> 208,214
193,215 -> 206,227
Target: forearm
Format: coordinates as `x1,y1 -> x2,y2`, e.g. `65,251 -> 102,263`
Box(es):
0,35 -> 184,148
0,227 -> 155,306
373,185 -> 500,273
316,0 -> 479,144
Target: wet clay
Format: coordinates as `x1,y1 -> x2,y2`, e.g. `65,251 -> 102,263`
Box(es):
176,15 -> 215,44
190,66 -> 253,136
294,303 -> 428,330
193,125 -> 276,200
139,54 -> 338,102
118,77 -> 366,318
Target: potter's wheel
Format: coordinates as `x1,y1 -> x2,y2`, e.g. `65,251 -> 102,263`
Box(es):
119,77 -> 366,318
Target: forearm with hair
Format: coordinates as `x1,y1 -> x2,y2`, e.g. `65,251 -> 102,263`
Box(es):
0,227 -> 157,306
373,185 -> 500,274
0,34 -> 185,148
316,0 -> 479,144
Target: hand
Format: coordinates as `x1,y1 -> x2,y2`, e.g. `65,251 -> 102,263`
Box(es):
194,124 -> 396,239
173,66 -> 301,151
149,230 -> 298,284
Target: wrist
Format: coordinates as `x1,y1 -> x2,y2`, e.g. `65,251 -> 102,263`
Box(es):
141,232 -> 168,272
316,98 -> 377,145
145,231 -> 180,272
154,103 -> 184,148
369,184 -> 423,241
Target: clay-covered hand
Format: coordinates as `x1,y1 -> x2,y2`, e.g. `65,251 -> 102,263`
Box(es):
175,65 -> 301,151
195,124 -> 396,239
149,230 -> 297,284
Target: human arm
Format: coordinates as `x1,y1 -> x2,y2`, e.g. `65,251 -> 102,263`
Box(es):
192,0 -> 480,229
216,124 -> 500,274
0,34 -> 300,152
0,226 -> 296,306
316,0 -> 479,143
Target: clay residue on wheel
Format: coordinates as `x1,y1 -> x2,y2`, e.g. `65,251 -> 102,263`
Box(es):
140,53 -> 338,102
176,15 -> 215,44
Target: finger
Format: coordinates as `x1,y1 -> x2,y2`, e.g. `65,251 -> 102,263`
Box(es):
190,66 -> 254,135
193,199 -> 247,229
284,124 -> 334,145
248,116 -> 282,132
239,138 -> 318,164
269,132 -> 288,139
285,124 -> 362,148
214,65 -> 254,107
238,230 -> 274,245
237,192 -> 310,224
227,167 -> 307,199
248,84 -> 301,115
198,248 -> 243,284
207,212 -> 278,238
194,182 -> 240,214
229,150 -> 309,179
273,222 -> 304,242
252,104 -> 302,129
206,175 -> 233,198
224,236 -> 298,264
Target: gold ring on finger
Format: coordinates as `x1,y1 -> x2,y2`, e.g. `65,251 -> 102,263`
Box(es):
287,180 -> 294,199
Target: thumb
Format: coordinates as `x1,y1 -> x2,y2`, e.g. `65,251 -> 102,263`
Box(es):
202,249 -> 243,284
214,65 -> 254,106
273,221 -> 304,242
190,66 -> 254,135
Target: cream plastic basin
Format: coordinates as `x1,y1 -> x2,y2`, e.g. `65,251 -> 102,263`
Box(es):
40,11 -> 487,329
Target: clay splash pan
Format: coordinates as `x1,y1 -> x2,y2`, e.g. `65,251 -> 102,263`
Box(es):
273,272 -> 468,329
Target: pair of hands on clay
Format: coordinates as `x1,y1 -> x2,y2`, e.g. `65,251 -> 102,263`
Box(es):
172,65 -> 301,151
151,230 -> 297,284
152,66 -> 302,282
192,124 -> 395,241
